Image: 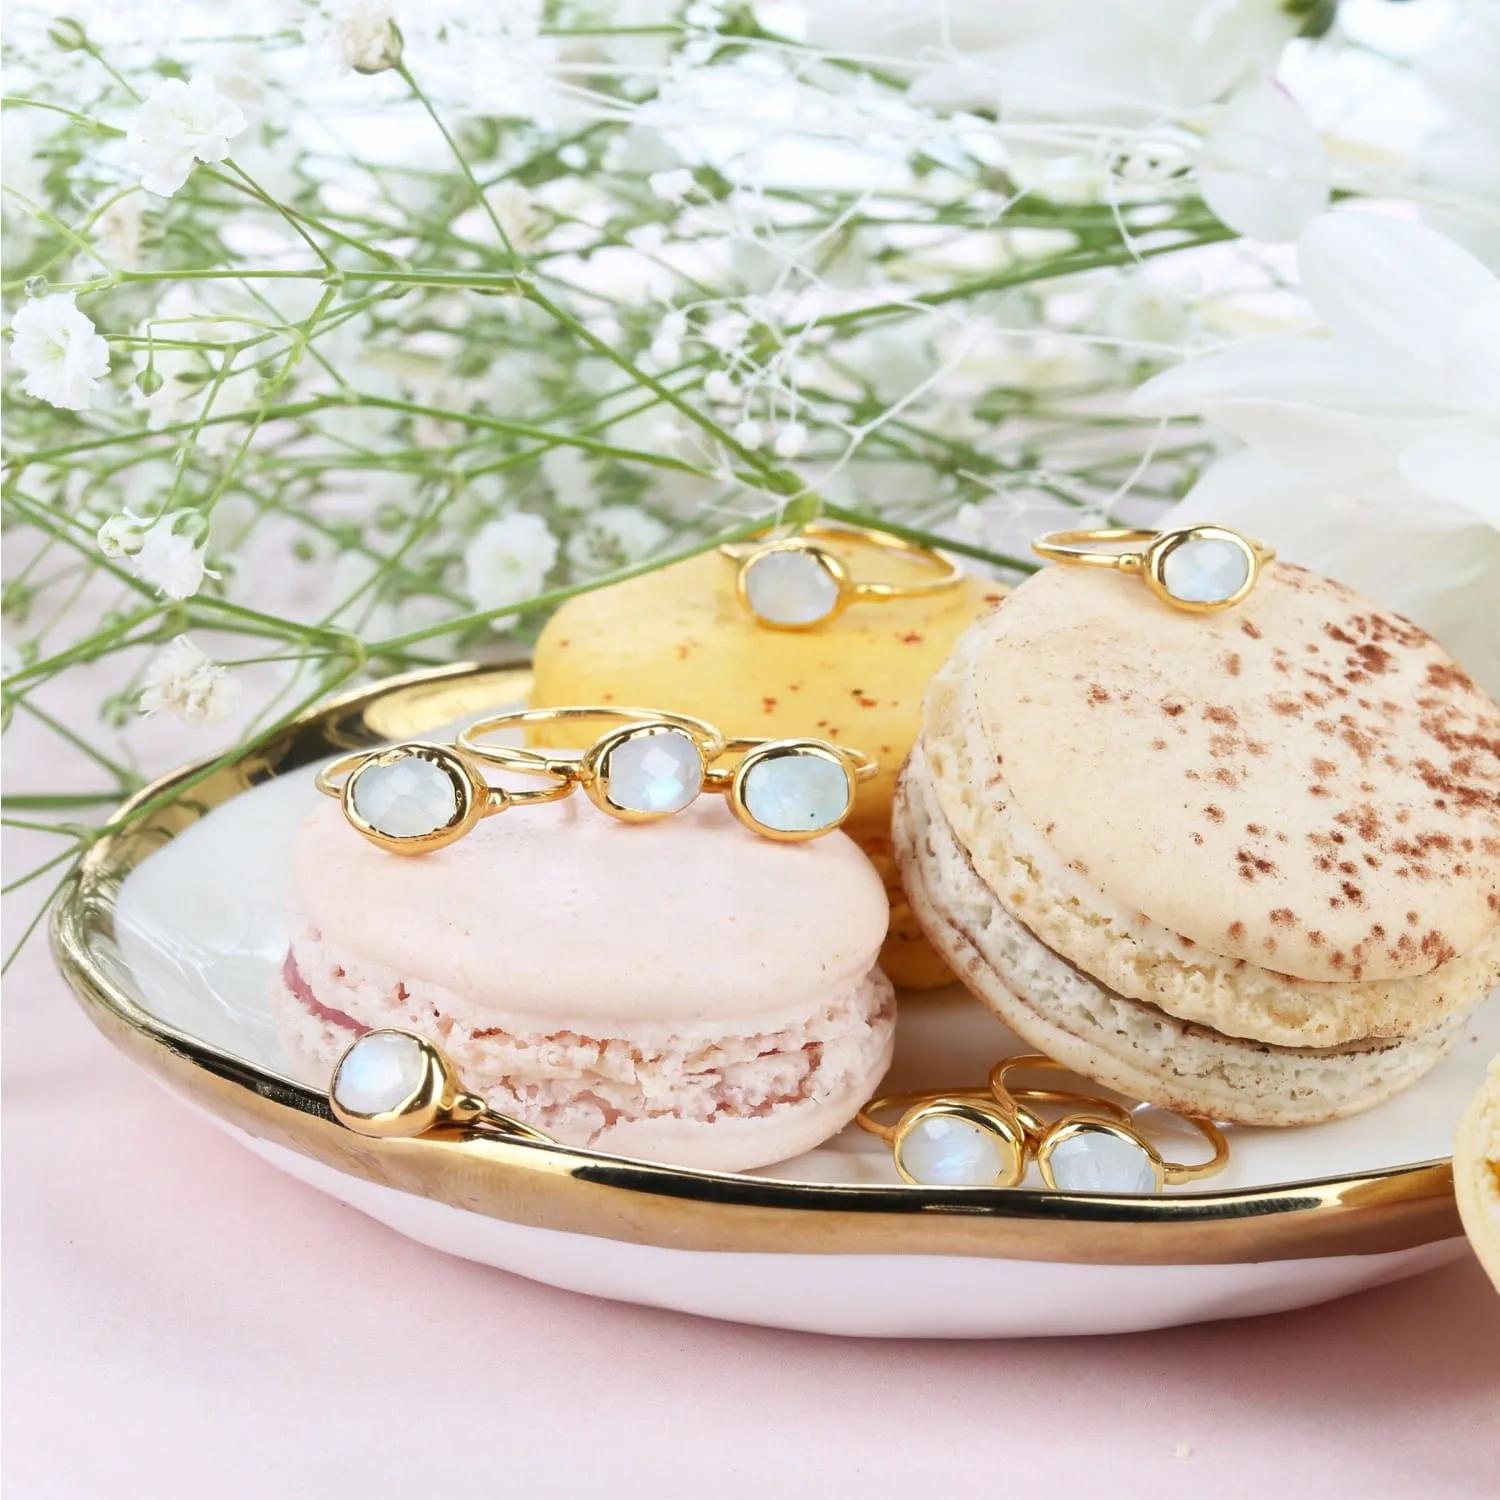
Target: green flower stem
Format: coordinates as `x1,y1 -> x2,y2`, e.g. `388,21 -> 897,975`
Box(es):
802,226 -> 1238,335
395,61 -> 522,268
12,697 -> 140,787
2,793 -> 129,811
820,502 -> 1040,575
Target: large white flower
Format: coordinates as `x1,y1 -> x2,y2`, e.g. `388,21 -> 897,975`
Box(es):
463,512 -> 559,628
1416,2 -> 1500,268
805,0 -> 1297,124
9,294 -> 110,411
1130,209 -> 1500,693
126,75 -> 247,198
139,637 -> 241,725
1195,80 -> 1329,242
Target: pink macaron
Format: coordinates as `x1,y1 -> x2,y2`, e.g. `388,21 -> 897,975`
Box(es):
274,764 -> 895,1171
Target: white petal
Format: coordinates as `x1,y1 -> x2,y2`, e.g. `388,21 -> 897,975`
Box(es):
1397,418 -> 1500,529
1297,212 -> 1500,396
1128,336 -> 1428,417
1203,402 -> 1441,485
1196,81 -> 1329,243
1441,299 -> 1500,414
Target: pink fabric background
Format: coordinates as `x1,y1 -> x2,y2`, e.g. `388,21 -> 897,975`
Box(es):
5,762 -> 1500,1497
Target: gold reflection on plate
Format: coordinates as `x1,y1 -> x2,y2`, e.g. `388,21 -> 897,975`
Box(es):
51,662 -> 1462,1265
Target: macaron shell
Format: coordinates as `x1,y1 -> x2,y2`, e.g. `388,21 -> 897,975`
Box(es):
970,562 -> 1500,982
1454,1053 -> 1500,1293
529,543 -> 1002,987
290,786 -> 888,1026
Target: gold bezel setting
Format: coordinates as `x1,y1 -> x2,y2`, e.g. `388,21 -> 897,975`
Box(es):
735,537 -> 851,631
331,1027 -> 554,1144
1143,524 -> 1262,614
1036,1117 -> 1167,1195
727,737 -> 857,842
890,1097 -> 1027,1189
48,661 -> 1471,1267
330,742 -> 494,855
1031,523 -> 1274,614
721,522 -> 964,632
582,721 -> 708,822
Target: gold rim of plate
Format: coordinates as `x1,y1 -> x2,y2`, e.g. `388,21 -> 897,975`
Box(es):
51,661 -> 1461,1266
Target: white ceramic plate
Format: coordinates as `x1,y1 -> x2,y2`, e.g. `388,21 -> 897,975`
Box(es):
54,666 -> 1495,1338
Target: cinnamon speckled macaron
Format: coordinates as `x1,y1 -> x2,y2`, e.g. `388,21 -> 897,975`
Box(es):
895,559 -> 1500,1126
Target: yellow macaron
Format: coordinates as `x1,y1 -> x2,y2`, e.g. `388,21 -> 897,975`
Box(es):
530,537 -> 1003,987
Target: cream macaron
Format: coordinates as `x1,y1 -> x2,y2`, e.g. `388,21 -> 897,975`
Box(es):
1456,1052 -> 1500,1293
896,560 -> 1500,1126
275,767 -> 895,1171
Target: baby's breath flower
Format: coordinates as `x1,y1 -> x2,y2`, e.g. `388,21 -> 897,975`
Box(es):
565,506 -> 669,578
540,447 -> 598,513
9,293 -> 110,411
126,75 -> 247,198
649,167 -> 694,202
703,370 -> 737,403
333,1 -> 404,74
96,509 -> 149,561
772,421 -> 807,459
463,512 -> 559,629
489,181 -> 538,249
732,417 -> 763,448
132,513 -> 215,600
139,637 -> 241,725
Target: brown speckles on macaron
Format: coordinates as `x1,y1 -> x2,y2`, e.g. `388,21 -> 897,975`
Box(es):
1204,805 -> 1225,824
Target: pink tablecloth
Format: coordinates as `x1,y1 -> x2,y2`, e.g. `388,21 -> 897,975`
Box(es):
5,816 -> 1499,1500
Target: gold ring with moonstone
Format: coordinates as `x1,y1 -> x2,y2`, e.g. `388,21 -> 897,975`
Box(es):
857,1085 -> 1134,1189
329,1028 -> 553,1143
989,1056 -> 1230,1193
315,741 -> 574,855
1031,523 -> 1274,613
458,707 -> 877,841
719,521 -> 963,631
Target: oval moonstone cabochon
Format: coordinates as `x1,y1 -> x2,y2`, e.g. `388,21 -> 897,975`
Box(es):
1160,535 -> 1250,605
742,547 -> 841,626
1046,1129 -> 1158,1194
741,751 -> 852,834
896,1113 -> 1009,1186
603,729 -> 704,814
349,752 -> 460,839
332,1031 -> 428,1116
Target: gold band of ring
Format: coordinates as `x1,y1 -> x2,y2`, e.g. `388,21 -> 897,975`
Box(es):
721,522 -> 963,631
316,741 -> 573,855
1031,523 -> 1274,613
990,1056 -> 1229,1190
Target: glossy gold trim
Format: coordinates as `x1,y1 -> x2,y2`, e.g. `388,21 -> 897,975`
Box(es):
51,661 -> 1463,1265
